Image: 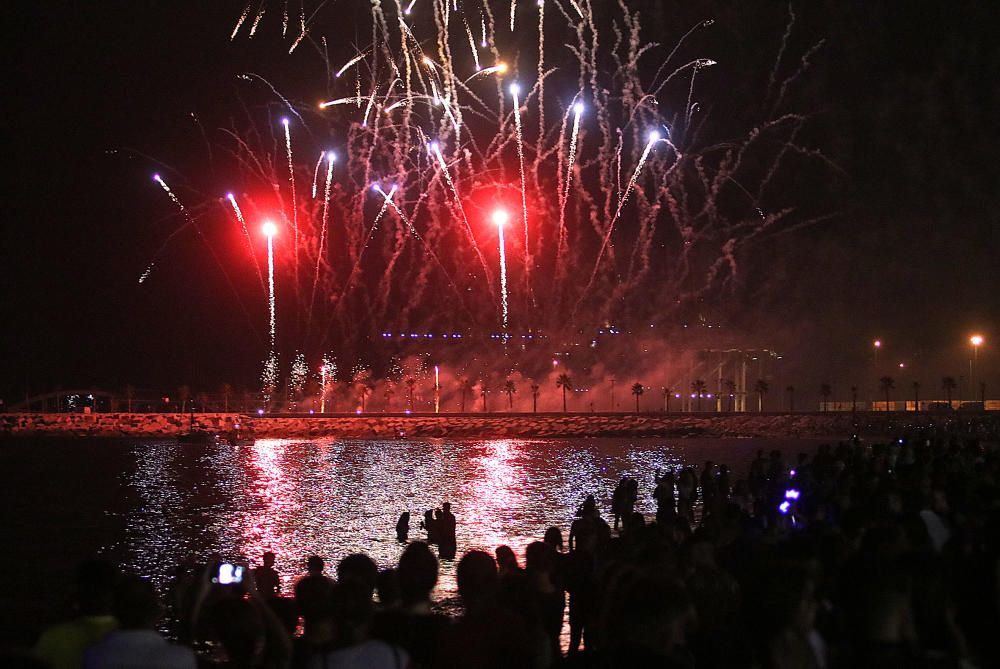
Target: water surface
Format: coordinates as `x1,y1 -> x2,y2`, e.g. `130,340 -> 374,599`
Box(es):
0,436 -> 824,642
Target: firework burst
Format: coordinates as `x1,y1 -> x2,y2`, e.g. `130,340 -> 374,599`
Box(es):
142,0 -> 834,383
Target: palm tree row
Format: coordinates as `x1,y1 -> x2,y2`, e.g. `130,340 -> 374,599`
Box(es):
115,373 -> 980,414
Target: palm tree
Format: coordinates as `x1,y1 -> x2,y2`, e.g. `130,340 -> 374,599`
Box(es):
124,384 -> 136,413
754,380 -> 769,412
556,373 -> 572,412
530,383 -> 540,413
691,379 -> 707,411
384,386 -> 395,411
178,385 -> 191,413
850,386 -> 858,413
197,392 -> 210,412
503,380 -> 516,410
819,383 -> 832,412
359,384 -> 372,412
662,387 -> 672,412
480,380 -> 490,412
725,379 -> 737,412
405,377 -> 417,411
941,376 -> 956,408
240,388 -> 254,413
786,386 -> 795,412
459,378 -> 473,412
631,383 -> 644,413
879,376 -> 895,411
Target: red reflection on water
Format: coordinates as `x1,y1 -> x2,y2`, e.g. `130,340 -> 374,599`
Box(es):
460,439 -> 527,553
239,439 -> 301,591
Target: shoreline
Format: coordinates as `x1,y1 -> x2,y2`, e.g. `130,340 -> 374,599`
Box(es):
2,411 -> 996,440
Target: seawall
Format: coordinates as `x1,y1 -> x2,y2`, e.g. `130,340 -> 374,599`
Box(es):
2,411 -> 994,440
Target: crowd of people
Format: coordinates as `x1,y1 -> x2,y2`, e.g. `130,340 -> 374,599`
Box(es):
10,433 -> 1000,668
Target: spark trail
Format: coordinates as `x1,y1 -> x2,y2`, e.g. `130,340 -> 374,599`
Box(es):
228,192 -> 265,287
493,209 -> 510,333
144,1 -> 834,367
558,101 -> 584,267
509,83 -> 530,285
282,118 -> 299,288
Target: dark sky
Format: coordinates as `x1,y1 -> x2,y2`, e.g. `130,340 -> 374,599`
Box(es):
3,1 -> 998,401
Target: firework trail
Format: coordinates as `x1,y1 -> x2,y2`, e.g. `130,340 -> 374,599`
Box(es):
509,83 -> 530,282
138,262 -> 155,284
494,209 -> 510,333
232,4 -> 252,39
249,3 -> 266,36
311,151 -> 326,198
309,152 -> 336,322
575,131 -> 666,316
430,142 -> 492,286
144,1 -> 833,369
265,221 -> 278,348
153,174 -> 185,211
227,193 -> 265,287
335,52 -> 367,79
463,19 -> 481,71
281,118 -> 299,289
558,100 -> 584,266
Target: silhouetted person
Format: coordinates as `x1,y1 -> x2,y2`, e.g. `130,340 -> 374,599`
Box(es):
337,553 -> 379,600
569,495 -> 610,554
252,551 -> 280,599
306,582 -> 409,669
495,545 -> 520,576
421,509 -> 437,545
654,470 -> 677,525
376,569 -> 401,609
371,542 -> 450,668
611,478 -> 628,530
209,590 -> 292,669
34,559 -> 119,669
438,550 -> 538,669
437,502 -> 457,560
83,575 -> 196,669
543,526 -> 564,552
395,512 -> 410,542
567,496 -> 607,654
294,556 -> 335,637
525,541 -> 564,660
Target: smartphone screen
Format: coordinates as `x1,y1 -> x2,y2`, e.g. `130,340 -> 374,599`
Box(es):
215,563 -> 244,585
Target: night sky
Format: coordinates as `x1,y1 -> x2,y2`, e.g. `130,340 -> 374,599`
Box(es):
3,1 -> 998,402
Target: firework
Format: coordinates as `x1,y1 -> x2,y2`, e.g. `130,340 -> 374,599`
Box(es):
493,209 -> 510,333
263,220 -> 278,348
509,83 -> 530,284
289,351 -> 307,403
281,118 -> 298,285
144,1 -> 833,372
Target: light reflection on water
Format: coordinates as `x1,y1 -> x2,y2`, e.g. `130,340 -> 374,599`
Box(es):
123,437 -> 818,600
